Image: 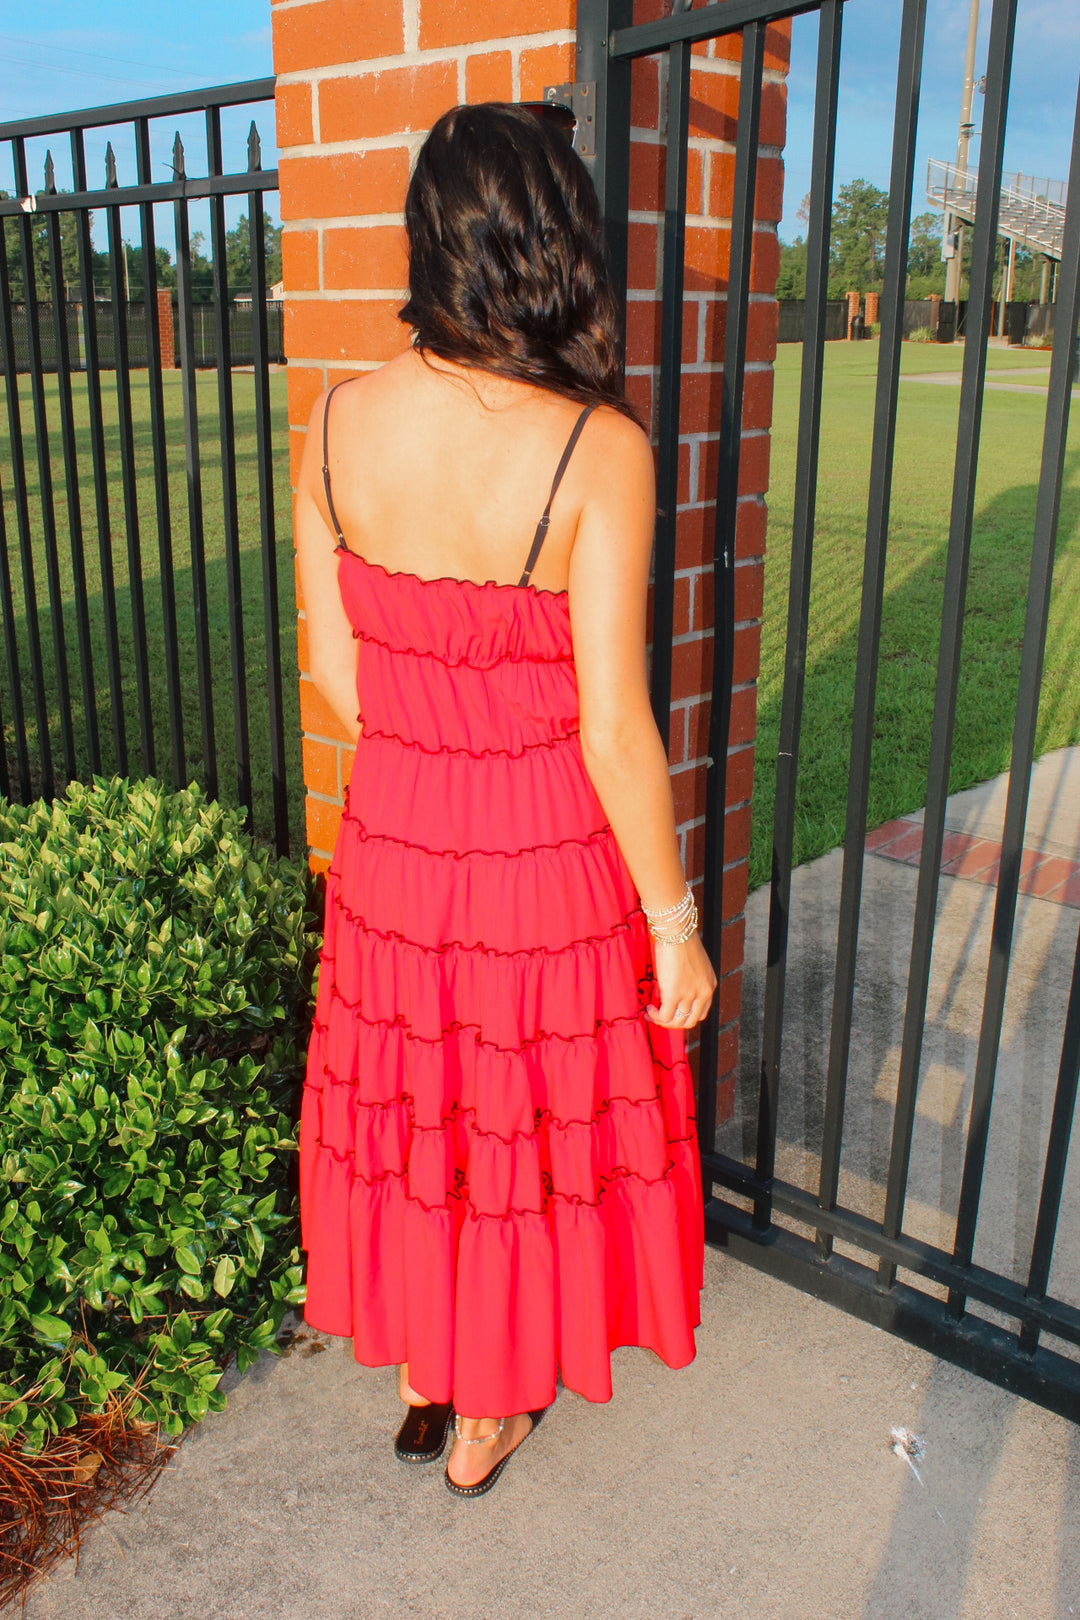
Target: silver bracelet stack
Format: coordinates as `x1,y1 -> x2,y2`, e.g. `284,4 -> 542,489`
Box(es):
642,881 -> 699,945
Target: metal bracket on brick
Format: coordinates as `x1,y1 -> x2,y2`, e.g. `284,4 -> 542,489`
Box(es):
543,81 -> 596,158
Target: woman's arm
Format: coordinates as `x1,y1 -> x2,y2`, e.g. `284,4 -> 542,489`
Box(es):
568,409 -> 716,1030
294,388 -> 363,745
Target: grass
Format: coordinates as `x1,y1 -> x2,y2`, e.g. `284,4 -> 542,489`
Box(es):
751,338 -> 1080,890
0,368 -> 303,857
4,342 -> 1078,884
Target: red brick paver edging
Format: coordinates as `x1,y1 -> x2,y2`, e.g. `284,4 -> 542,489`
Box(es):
866,817 -> 1080,907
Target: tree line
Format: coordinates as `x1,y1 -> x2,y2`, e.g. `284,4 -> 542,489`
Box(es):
0,199 -> 283,306
777,177 -> 1048,303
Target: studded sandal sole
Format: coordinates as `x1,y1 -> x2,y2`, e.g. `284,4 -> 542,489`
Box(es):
443,1408 -> 547,1499
394,1400 -> 455,1464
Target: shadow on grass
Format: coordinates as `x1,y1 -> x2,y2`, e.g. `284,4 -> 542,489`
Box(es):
750,449 -> 1080,892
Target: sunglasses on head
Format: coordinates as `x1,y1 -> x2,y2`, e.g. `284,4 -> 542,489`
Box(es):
518,99 -> 578,148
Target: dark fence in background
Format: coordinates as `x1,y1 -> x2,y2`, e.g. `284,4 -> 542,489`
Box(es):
1018,302 -> 1057,343
0,300 -> 286,373
777,296 -> 1063,346
0,80 -> 295,857
777,298 -> 847,342
776,297 -> 1061,344
903,296 -> 939,336
184,302 -> 285,369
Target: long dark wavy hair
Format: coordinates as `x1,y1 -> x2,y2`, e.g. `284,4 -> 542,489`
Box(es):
398,101 -> 641,424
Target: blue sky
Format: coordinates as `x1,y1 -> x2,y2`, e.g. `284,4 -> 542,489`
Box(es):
782,0 -> 1080,240
0,1 -> 1077,253
0,4 -> 278,252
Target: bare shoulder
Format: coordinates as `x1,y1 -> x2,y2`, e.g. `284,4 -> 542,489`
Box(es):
566,403 -> 655,610
576,403 -> 655,526
312,347 -> 424,421
583,402 -> 653,471
299,363 -> 402,497
304,367 -> 381,436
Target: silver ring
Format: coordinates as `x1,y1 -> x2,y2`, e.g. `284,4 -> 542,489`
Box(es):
674,1006 -> 688,1018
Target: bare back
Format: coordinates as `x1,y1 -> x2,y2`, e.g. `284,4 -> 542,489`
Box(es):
295,344 -> 661,786
316,347 -> 603,596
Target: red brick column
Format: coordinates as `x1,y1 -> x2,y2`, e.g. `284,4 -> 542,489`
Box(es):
864,290 -> 879,328
157,286 -> 174,368
272,0 -> 791,1118
846,287 -> 861,338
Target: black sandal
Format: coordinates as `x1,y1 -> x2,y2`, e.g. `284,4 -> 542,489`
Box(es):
443,1407 -> 547,1498
394,1400 -> 455,1464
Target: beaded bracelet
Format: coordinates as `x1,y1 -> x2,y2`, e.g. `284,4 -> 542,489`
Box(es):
642,882 -> 698,944
642,882 -> 693,922
649,899 -> 698,944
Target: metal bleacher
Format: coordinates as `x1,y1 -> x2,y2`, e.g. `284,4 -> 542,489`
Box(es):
927,157 -> 1068,261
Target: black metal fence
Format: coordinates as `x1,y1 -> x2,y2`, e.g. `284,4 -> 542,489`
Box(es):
579,0 -> 1080,1420
0,81 -> 297,856
0,299 -> 286,372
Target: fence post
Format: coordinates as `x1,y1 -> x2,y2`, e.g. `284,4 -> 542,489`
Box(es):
157,286 -> 175,369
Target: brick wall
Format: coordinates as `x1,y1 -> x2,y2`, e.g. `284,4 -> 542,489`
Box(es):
271,0 -> 790,1116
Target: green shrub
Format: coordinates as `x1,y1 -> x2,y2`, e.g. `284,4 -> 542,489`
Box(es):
0,775 -> 320,1453
905,323 -> 937,343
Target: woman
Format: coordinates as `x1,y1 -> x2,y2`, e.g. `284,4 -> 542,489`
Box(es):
294,101 -> 715,1499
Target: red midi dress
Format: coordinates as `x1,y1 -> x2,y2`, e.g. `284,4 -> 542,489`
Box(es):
299,393 -> 704,1418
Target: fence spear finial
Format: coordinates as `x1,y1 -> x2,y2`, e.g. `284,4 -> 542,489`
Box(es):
172,130 -> 186,179
105,141 -> 117,188
247,120 -> 262,174
44,150 -> 56,195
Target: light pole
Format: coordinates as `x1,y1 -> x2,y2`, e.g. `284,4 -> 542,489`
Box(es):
945,0 -> 980,304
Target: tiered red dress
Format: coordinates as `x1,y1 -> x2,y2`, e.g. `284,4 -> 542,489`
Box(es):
299,412 -> 704,1419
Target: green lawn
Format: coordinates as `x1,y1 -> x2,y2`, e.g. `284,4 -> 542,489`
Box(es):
752,338 -> 1080,889
0,368 -> 303,857
3,342 -> 1077,884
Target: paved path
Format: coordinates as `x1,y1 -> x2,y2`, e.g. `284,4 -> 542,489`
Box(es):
902,366 -> 1067,396
18,752 -> 1080,1620
20,1260 -> 1080,1620
868,748 -> 1080,905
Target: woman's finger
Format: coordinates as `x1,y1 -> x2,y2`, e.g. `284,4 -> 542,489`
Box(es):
678,992 -> 710,1029
647,993 -> 694,1028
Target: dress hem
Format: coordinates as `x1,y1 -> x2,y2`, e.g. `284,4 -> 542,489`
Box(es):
299,1303 -> 702,1409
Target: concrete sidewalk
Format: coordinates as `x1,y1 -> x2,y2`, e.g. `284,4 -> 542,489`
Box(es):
902,365 -> 1072,397
19,753 -> 1080,1620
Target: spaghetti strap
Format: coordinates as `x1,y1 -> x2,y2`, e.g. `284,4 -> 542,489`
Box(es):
322,379 -> 351,552
518,405 -> 596,587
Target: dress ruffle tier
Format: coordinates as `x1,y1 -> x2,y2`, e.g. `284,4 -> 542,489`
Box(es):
299,551 -> 704,1415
